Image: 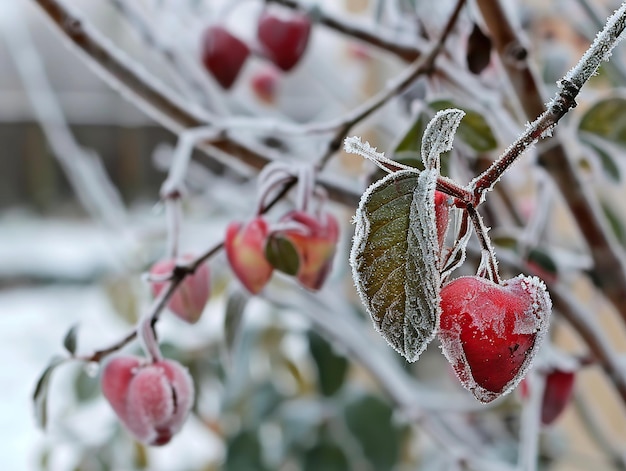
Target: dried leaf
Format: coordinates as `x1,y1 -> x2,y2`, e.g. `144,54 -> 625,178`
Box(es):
351,170 -> 441,361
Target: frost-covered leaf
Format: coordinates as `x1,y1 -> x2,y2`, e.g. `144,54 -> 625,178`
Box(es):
62,324 -> 78,356
33,355 -> 65,429
429,100 -> 497,152
579,97 -> 626,147
351,169 -> 441,362
421,108 -> 465,170
601,199 -> 626,247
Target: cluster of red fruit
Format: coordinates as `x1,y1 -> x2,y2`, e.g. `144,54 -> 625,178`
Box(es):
226,210 -> 339,293
200,9 -> 312,91
99,207 -> 338,445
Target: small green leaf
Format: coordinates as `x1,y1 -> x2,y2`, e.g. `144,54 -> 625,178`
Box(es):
265,234 -> 300,275
429,100 -> 497,152
223,289 -> 249,370
308,331 -> 348,396
351,170 -> 441,362
601,200 -> 626,247
344,394 -> 400,471
394,113 -> 428,157
303,441 -> 350,471
74,368 -> 99,403
527,248 -> 558,276
62,324 -> 78,356
33,356 -> 65,429
579,97 -> 626,146
580,133 -> 621,182
224,430 -> 268,471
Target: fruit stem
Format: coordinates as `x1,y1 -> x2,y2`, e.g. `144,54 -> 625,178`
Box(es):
466,205 -> 501,284
165,198 -> 181,259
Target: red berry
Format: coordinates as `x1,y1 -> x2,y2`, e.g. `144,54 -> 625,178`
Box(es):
280,211 -> 339,291
200,26 -> 250,89
438,275 -> 551,403
434,190 -> 451,251
257,12 -> 311,71
251,67 -> 280,104
101,356 -> 194,446
541,369 -> 575,425
225,218 -> 274,294
150,255 -> 210,324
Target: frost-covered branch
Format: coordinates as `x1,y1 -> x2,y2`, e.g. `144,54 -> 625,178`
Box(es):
475,0 -> 626,327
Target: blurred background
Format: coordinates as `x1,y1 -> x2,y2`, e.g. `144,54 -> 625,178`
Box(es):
2,0 -> 626,470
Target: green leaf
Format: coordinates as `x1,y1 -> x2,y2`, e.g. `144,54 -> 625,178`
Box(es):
33,356 -> 65,429
527,248 -> 558,276
429,100 -> 497,152
224,430 -> 268,471
351,170 -> 441,362
265,234 -> 300,276
579,97 -> 626,147
580,133 -> 621,182
601,200 -> 626,247
344,394 -> 400,471
74,368 -> 99,403
62,324 -> 78,356
222,289 -> 249,370
303,441 -> 350,471
394,113 -> 428,157
308,331 -> 348,396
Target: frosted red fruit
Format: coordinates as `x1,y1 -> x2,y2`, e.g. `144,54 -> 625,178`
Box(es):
438,275 -> 551,403
150,255 -> 210,324
280,211 -> 339,291
434,190 -> 451,251
257,12 -> 311,71
101,356 -> 194,446
200,26 -> 250,89
225,218 -> 274,294
251,67 -> 280,104
541,369 -> 575,425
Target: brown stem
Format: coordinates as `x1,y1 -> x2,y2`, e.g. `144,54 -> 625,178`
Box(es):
476,0 -> 626,326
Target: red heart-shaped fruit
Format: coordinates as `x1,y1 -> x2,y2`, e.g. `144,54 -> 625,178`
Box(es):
438,275 -> 551,403
200,25 -> 250,89
225,217 -> 274,294
257,12 -> 311,71
279,211 -> 339,291
541,369 -> 575,425
150,255 -> 210,324
101,356 -> 194,446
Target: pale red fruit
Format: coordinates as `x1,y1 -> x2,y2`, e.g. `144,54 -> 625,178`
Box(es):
541,369 -> 575,425
257,12 -> 311,71
225,218 -> 274,294
200,25 -> 250,89
438,275 -> 551,403
150,255 -> 210,324
251,67 -> 280,104
101,356 -> 194,446
434,190 -> 451,251
280,211 -> 339,291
